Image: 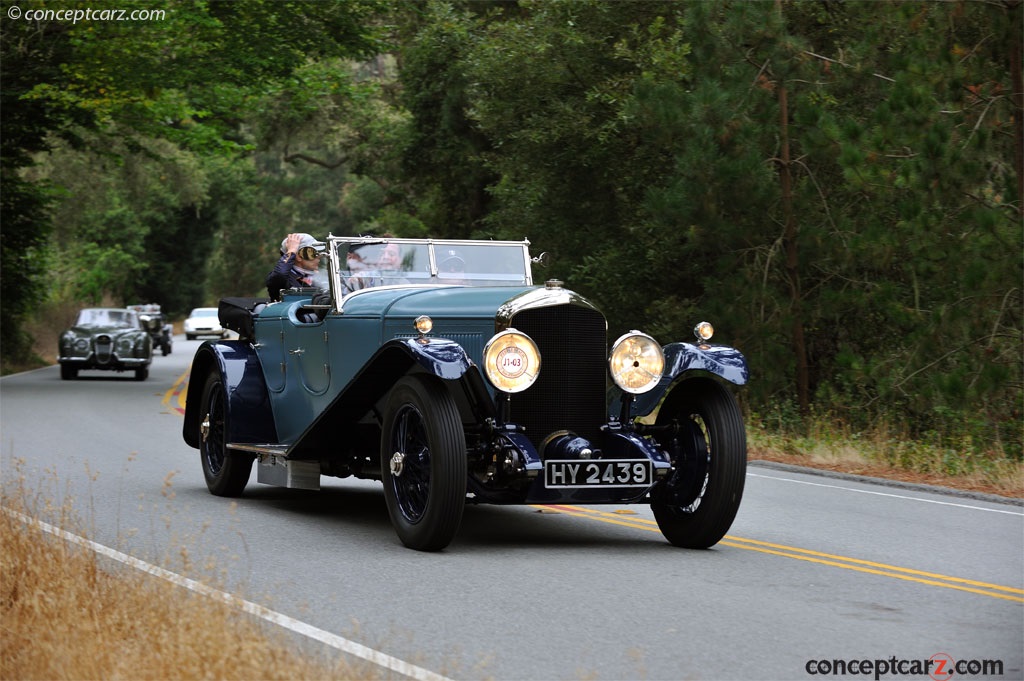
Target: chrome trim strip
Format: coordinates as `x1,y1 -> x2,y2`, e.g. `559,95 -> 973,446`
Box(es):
494,287 -> 604,332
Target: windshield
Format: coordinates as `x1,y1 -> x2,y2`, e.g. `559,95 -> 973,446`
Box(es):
332,238 -> 532,290
75,309 -> 138,328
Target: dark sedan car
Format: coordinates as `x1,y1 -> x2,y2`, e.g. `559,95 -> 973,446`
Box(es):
59,307 -> 153,380
183,236 -> 749,551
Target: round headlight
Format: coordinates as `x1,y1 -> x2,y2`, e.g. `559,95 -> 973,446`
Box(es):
74,338 -> 89,352
118,337 -> 134,353
694,321 -> 714,342
483,329 -> 541,394
609,331 -> 665,394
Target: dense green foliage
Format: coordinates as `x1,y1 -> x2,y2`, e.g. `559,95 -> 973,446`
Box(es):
2,0 -> 386,317
2,0 -> 1020,458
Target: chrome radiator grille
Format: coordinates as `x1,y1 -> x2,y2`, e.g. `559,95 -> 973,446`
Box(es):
94,335 -> 113,363
507,304 -> 607,447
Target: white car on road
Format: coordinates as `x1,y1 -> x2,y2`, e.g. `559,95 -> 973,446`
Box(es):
183,307 -> 226,340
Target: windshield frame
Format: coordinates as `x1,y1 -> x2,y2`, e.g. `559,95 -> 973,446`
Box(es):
321,236 -> 535,311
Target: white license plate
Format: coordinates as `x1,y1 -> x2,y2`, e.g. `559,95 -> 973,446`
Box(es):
544,459 -> 652,488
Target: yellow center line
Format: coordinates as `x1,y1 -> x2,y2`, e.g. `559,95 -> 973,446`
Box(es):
722,535 -> 1024,594
532,504 -> 1024,603
162,367 -> 190,415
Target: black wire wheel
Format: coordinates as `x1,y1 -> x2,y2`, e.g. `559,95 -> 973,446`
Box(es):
199,371 -> 254,497
381,374 -> 466,551
650,377 -> 747,549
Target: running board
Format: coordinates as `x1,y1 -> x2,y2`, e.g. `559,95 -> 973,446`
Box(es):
227,443 -> 320,490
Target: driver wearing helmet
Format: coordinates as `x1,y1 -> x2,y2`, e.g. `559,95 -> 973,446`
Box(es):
266,232 -> 324,301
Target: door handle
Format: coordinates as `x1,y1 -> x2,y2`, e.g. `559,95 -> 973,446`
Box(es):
289,348 -> 305,355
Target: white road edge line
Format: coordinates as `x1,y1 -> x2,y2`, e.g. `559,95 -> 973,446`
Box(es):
747,473 -> 1023,515
2,507 -> 454,681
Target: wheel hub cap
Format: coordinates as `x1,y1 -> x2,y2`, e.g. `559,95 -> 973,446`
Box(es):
200,414 -> 210,442
389,451 -> 405,477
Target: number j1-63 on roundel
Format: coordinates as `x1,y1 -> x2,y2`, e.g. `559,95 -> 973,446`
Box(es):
181,236 -> 750,551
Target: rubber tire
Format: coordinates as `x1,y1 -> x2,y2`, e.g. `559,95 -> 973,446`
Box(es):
60,364 -> 77,380
381,374 -> 466,551
135,367 -> 149,381
650,378 -> 746,549
199,371 -> 254,497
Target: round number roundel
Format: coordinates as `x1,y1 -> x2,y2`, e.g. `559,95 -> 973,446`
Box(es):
495,345 -> 529,379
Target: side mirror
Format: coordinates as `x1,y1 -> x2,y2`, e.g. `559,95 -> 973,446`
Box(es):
532,252 -> 551,267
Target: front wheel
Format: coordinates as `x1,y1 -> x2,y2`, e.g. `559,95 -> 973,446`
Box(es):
135,367 -> 149,381
650,378 -> 746,549
381,374 -> 466,551
199,371 -> 254,496
60,364 -> 77,380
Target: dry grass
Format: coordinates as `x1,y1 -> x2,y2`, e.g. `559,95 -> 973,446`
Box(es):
0,481 -> 386,681
749,422 -> 1024,499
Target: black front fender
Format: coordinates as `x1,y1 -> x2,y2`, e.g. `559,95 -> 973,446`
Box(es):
397,336 -> 473,379
662,342 -> 749,386
181,340 -> 277,449
612,342 -> 749,420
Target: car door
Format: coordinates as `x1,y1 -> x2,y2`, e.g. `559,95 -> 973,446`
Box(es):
284,302 -> 332,397
253,312 -> 287,395
255,301 -> 332,445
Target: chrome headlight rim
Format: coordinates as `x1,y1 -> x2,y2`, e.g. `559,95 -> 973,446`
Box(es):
609,330 -> 665,394
482,329 -> 541,394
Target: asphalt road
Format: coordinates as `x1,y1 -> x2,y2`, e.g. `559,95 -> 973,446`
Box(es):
2,337 -> 1021,681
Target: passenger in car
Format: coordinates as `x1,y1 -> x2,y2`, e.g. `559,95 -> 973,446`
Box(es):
374,242 -> 412,285
341,244 -> 379,293
377,242 -> 401,270
343,240 -> 410,293
266,233 -> 323,301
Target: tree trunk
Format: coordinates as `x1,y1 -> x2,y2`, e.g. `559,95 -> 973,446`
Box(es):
778,82 -> 810,414
1009,1 -> 1023,211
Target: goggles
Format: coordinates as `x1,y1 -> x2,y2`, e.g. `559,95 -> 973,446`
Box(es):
297,246 -> 322,261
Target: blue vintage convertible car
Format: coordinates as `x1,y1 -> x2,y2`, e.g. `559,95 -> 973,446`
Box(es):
182,236 -> 749,551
